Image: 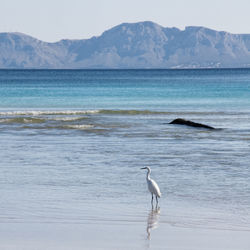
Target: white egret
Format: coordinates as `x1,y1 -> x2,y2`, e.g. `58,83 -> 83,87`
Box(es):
141,167 -> 161,206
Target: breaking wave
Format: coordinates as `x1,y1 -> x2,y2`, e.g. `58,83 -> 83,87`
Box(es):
0,117 -> 46,124
0,110 -> 99,116
48,117 -> 88,122
0,109 -> 242,117
64,124 -> 95,130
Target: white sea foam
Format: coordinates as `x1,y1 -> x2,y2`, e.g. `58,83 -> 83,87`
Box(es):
0,117 -> 45,124
0,110 -> 100,116
49,117 -> 87,121
0,119 -> 10,123
64,124 -> 94,130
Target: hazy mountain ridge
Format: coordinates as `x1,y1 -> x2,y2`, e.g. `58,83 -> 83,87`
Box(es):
1,21 -> 250,68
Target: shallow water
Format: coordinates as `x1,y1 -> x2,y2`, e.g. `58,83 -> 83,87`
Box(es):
0,69 -> 250,248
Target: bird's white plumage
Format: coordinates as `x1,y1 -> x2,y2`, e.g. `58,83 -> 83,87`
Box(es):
147,178 -> 161,197
141,166 -> 161,205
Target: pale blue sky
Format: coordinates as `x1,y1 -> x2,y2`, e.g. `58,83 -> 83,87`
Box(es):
1,0 -> 250,42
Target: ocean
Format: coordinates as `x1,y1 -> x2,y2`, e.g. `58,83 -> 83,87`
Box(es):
0,69 -> 250,249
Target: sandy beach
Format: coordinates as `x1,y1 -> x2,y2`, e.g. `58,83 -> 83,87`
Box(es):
1,209 -> 249,250
1,201 -> 249,250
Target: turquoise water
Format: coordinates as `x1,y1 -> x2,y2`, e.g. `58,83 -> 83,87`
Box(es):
1,69 -> 250,111
0,69 -> 250,234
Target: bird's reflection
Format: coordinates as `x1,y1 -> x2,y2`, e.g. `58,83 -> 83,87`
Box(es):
146,206 -> 160,240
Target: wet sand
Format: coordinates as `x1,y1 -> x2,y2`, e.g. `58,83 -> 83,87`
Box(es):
1,208 -> 249,250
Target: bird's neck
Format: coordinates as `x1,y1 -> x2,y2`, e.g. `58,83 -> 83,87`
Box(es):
146,171 -> 151,180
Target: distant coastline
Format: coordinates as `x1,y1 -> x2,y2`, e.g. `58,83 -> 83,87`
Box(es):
1,21 -> 250,69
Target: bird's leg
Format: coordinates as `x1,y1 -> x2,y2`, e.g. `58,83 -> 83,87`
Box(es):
151,194 -> 154,206
156,196 -> 158,206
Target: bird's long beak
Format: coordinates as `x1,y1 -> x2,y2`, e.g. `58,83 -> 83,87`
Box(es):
141,167 -> 147,170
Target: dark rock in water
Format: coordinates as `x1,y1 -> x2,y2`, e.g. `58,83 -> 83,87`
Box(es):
169,118 -> 215,129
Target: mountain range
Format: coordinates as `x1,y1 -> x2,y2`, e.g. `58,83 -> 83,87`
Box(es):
1,21 -> 250,69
